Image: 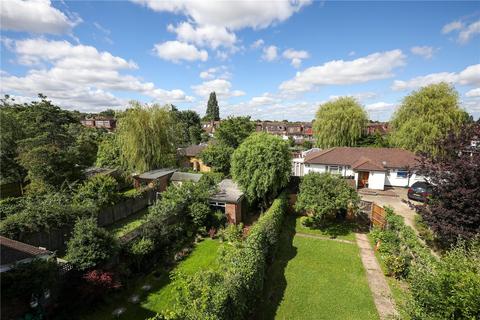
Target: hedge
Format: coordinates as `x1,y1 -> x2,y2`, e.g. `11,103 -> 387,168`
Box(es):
170,193 -> 287,320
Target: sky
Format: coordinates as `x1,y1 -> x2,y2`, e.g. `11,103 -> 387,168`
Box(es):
1,0 -> 479,121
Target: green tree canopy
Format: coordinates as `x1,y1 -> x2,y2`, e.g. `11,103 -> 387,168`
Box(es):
95,133 -> 122,168
295,172 -> 359,222
231,132 -> 291,207
73,174 -> 119,208
116,102 -> 178,173
204,92 -> 220,121
173,109 -> 202,146
199,142 -> 234,175
66,217 -> 118,271
214,116 -> 255,148
390,83 -> 468,155
313,97 -> 368,148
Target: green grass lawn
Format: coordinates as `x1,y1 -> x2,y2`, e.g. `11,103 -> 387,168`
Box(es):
258,215 -> 379,320
107,209 -> 149,238
294,215 -> 357,241
82,238 -> 221,320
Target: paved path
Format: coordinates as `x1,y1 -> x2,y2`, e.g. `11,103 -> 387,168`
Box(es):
295,232 -> 355,244
355,233 -> 397,320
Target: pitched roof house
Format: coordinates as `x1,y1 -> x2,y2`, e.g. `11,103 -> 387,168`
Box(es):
177,144 -> 211,172
296,147 -> 424,190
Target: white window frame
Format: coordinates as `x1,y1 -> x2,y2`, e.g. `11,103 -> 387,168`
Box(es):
396,170 -> 409,179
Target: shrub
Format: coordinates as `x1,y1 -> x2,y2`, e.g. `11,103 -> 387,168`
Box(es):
0,197 -> 26,220
73,174 -> 119,208
295,172 -> 359,222
66,217 -> 118,270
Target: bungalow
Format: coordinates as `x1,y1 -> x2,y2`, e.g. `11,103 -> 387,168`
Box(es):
293,147 -> 424,190
209,179 -> 245,224
0,236 -> 53,273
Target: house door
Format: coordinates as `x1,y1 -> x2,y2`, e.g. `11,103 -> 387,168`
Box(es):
358,171 -> 369,188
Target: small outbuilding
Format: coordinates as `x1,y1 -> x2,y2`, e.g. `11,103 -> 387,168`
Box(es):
209,179 -> 245,224
0,236 -> 53,273
177,145 -> 211,172
133,169 -> 177,192
170,172 -> 203,186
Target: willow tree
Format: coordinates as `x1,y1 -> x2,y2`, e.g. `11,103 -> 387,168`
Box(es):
116,102 -> 178,173
390,83 -> 469,156
313,97 -> 368,148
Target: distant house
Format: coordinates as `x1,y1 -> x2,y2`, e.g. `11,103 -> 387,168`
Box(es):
0,236 -> 53,273
202,120 -> 221,136
209,179 -> 245,224
177,145 -> 211,172
80,116 -> 116,131
293,147 -> 424,190
256,121 -> 314,144
366,122 -> 389,135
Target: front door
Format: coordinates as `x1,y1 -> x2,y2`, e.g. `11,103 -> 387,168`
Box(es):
358,171 -> 369,188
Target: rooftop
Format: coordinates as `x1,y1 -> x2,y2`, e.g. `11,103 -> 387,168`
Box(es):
170,172 -> 203,183
177,145 -> 207,157
1,236 -> 52,268
210,179 -> 244,203
136,168 -> 177,180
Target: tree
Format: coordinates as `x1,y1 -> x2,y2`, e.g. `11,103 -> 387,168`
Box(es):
295,172 -> 359,222
173,109 -> 202,146
214,116 -> 255,148
199,143 -> 234,175
116,102 -> 178,173
99,109 -> 116,118
0,107 -> 26,184
313,97 -> 368,148
66,217 -> 118,271
73,174 -> 119,208
231,132 -> 291,207
67,124 -> 105,167
418,121 -> 480,246
390,83 -> 468,155
95,134 -> 122,168
204,92 -> 220,121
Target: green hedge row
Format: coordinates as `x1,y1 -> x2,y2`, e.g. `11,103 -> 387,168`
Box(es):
164,193 -> 287,320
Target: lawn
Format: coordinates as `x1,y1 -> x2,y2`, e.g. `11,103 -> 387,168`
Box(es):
294,215 -> 357,241
258,216 -> 379,320
107,209 -> 149,238
82,238 -> 221,320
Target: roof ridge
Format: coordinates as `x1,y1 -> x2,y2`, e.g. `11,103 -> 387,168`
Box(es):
305,147 -> 336,161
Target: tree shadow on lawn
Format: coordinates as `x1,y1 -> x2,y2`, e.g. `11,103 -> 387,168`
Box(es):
298,215 -> 369,238
254,214 -> 297,320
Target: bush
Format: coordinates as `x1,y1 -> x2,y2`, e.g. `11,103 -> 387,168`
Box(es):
73,174 -> 119,208
0,197 -> 26,220
407,240 -> 480,319
66,217 -> 118,270
295,172 -> 359,222
173,194 -> 287,320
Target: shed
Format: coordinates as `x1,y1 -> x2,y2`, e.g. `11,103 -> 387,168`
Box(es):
133,169 -> 177,192
0,236 -> 53,273
209,179 -> 245,224
170,172 -> 203,186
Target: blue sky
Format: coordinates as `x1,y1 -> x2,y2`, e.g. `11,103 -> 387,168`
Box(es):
1,0 -> 479,121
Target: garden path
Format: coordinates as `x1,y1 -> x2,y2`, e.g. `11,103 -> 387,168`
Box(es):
355,233 -> 398,320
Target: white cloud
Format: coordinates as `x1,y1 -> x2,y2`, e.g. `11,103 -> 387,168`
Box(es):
167,22 -> 236,49
251,39 -> 264,49
282,49 -> 310,68
132,0 -> 312,30
458,20 -> 480,44
262,45 -> 278,61
410,46 -> 436,59
348,51 -> 356,56
442,20 -> 463,34
0,0 -> 81,34
329,92 -> 378,102
191,79 -> 245,99
199,66 -> 230,80
365,102 -> 395,112
466,88 -> 480,98
153,40 -> 208,62
442,19 -> 480,44
392,64 -> 480,90
279,50 -> 406,94
1,38 -> 193,111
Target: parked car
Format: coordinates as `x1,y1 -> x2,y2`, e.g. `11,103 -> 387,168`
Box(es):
408,181 -> 433,202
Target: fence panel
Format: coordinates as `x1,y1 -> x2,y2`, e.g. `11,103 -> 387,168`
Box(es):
371,203 -> 387,229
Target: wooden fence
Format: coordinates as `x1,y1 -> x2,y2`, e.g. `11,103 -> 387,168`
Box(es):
371,203 -> 387,229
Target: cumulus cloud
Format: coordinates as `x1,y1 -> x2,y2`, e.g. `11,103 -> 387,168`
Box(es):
132,0 -> 312,30
328,92 -> 378,102
199,66 -> 231,80
279,50 -> 406,95
262,45 -> 278,61
251,39 -> 264,49
167,22 -> 236,49
466,88 -> 480,98
1,38 -> 193,111
191,79 -> 245,99
282,49 -> 310,68
442,19 -> 480,44
365,102 -> 395,112
0,0 -> 81,34
410,46 -> 436,59
392,64 -> 480,90
153,40 -> 208,62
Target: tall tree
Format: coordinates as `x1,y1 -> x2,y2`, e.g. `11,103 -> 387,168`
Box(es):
204,92 -> 220,121
173,109 -> 202,146
214,116 -> 255,148
95,134 -> 122,168
199,142 -> 234,175
418,121 -> 480,246
231,132 -> 291,207
313,97 -> 368,148
390,83 -> 468,155
116,102 -> 178,173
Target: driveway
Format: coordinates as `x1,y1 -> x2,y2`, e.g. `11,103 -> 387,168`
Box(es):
360,187 -> 419,233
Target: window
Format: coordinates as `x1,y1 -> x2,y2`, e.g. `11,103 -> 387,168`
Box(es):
328,165 -> 341,174
396,170 -> 408,178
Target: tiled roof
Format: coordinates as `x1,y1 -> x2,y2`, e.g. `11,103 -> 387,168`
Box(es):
0,236 -> 52,266
304,147 -> 419,170
170,172 -> 203,183
210,179 -> 244,203
177,145 -> 206,157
